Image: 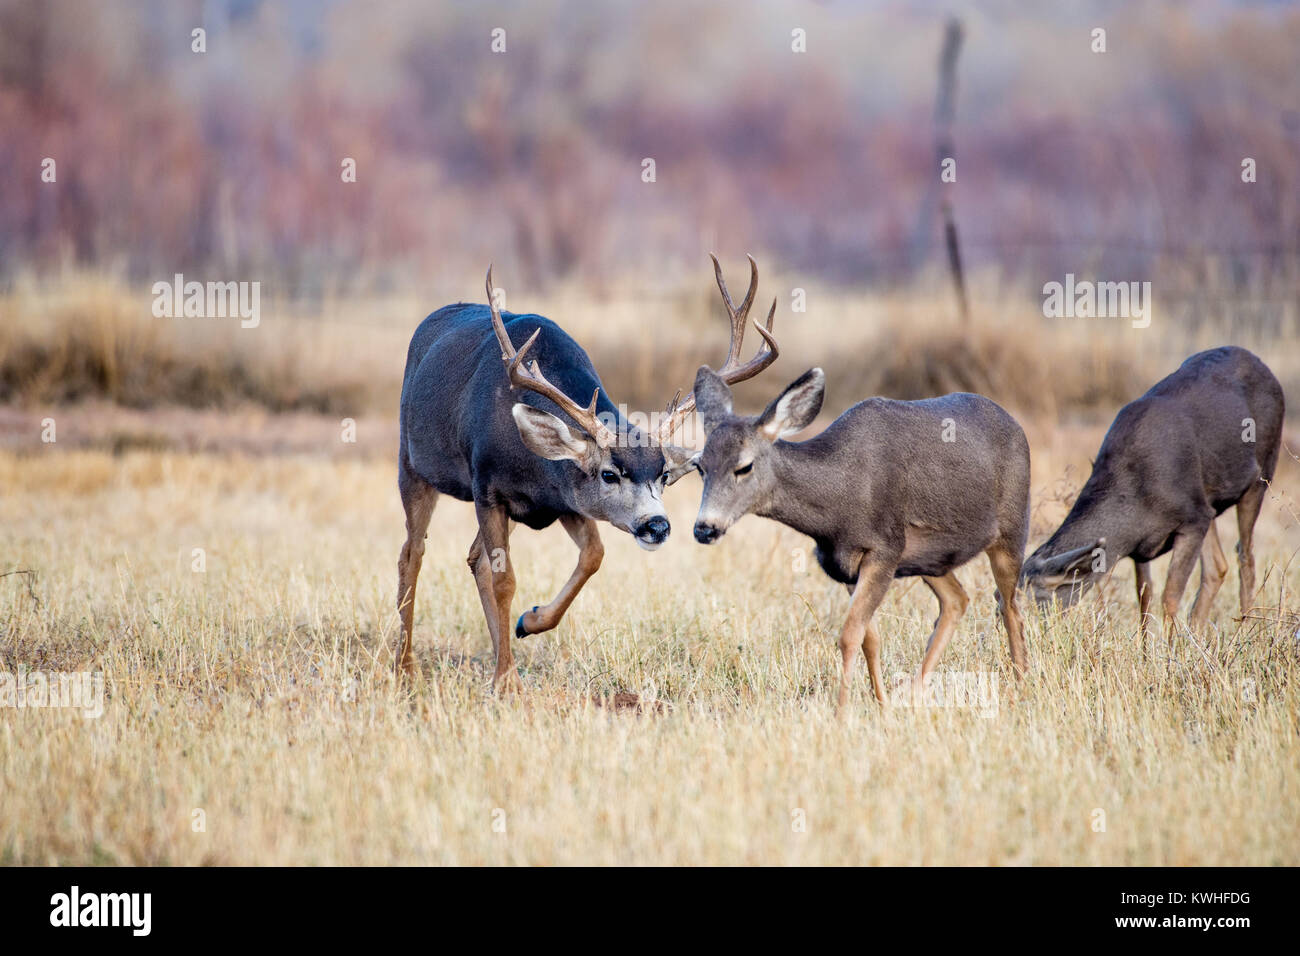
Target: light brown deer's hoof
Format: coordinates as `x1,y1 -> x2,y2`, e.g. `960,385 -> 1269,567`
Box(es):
493,669 -> 523,696
593,691 -> 669,715
394,646 -> 412,680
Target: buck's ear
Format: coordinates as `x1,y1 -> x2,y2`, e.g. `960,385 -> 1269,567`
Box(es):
660,443 -> 701,486
693,366 -> 733,435
512,404 -> 601,472
757,367 -> 824,440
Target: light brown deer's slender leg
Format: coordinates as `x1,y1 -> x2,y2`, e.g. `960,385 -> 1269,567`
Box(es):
396,476 -> 438,679
860,619 -> 887,705
1161,524 -> 1209,646
1134,558 -> 1154,650
1188,520 -> 1228,630
515,515 -> 603,637
986,544 -> 1027,678
472,503 -> 519,692
1235,481 -> 1265,617
915,572 -> 970,695
837,559 -> 895,710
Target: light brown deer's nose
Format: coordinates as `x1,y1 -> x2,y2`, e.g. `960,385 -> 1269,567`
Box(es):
694,521 -> 721,544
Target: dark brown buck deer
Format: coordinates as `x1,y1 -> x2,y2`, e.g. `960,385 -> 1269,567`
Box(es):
396,257 -> 779,687
688,367 -> 1032,709
1020,346 -> 1284,643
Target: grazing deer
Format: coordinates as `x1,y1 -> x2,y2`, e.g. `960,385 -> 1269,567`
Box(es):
396,257 -> 780,686
688,366 -> 1031,708
1020,346 -> 1284,643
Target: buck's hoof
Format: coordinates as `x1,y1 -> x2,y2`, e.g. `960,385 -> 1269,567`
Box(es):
515,606 -> 540,639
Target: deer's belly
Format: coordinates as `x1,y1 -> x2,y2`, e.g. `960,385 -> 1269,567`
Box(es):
895,522 -> 992,578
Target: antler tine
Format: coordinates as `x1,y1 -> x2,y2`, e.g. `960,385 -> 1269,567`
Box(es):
719,307 -> 779,384
486,264 -> 515,362
708,253 -> 734,316
485,265 -> 616,448
736,253 -> 759,322
710,253 -> 760,369
657,258 -> 781,444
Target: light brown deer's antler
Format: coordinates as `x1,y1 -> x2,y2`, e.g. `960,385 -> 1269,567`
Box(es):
658,253 -> 780,443
486,266 -> 617,448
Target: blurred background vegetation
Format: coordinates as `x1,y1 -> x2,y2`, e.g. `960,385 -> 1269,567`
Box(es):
0,0 -> 1297,424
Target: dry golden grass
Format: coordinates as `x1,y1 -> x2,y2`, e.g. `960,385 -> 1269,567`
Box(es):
1,432 -> 1298,865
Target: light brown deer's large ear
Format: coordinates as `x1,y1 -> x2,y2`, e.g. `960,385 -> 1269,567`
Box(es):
757,368 -> 824,441
692,365 -> 734,436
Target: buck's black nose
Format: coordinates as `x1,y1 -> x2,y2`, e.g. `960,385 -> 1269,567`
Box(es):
635,516 -> 670,544
694,522 -> 721,544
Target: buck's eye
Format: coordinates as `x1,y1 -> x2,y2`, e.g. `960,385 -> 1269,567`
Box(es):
600,469 -> 620,485
734,462 -> 753,477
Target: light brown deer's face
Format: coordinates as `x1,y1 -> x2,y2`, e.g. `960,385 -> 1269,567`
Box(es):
690,366 -> 824,544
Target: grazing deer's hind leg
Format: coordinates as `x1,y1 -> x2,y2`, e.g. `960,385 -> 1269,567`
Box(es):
837,559 -> 895,710
986,544 -> 1027,678
396,472 -> 438,679
515,515 -> 604,637
916,572 -> 970,695
1189,520 -> 1228,630
1161,523 -> 1209,646
1235,480 -> 1265,617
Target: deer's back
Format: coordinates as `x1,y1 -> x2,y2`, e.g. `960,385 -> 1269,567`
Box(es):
398,303 -> 606,524
1085,346 -> 1283,517
812,392 -> 1030,580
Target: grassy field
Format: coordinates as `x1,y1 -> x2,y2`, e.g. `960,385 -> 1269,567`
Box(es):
1,419 -> 1298,865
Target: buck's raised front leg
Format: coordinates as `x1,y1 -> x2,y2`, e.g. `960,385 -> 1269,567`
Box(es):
516,514 -> 604,638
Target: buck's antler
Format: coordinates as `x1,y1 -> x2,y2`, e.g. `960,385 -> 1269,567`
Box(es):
486,266 -> 617,448
657,253 -> 780,443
